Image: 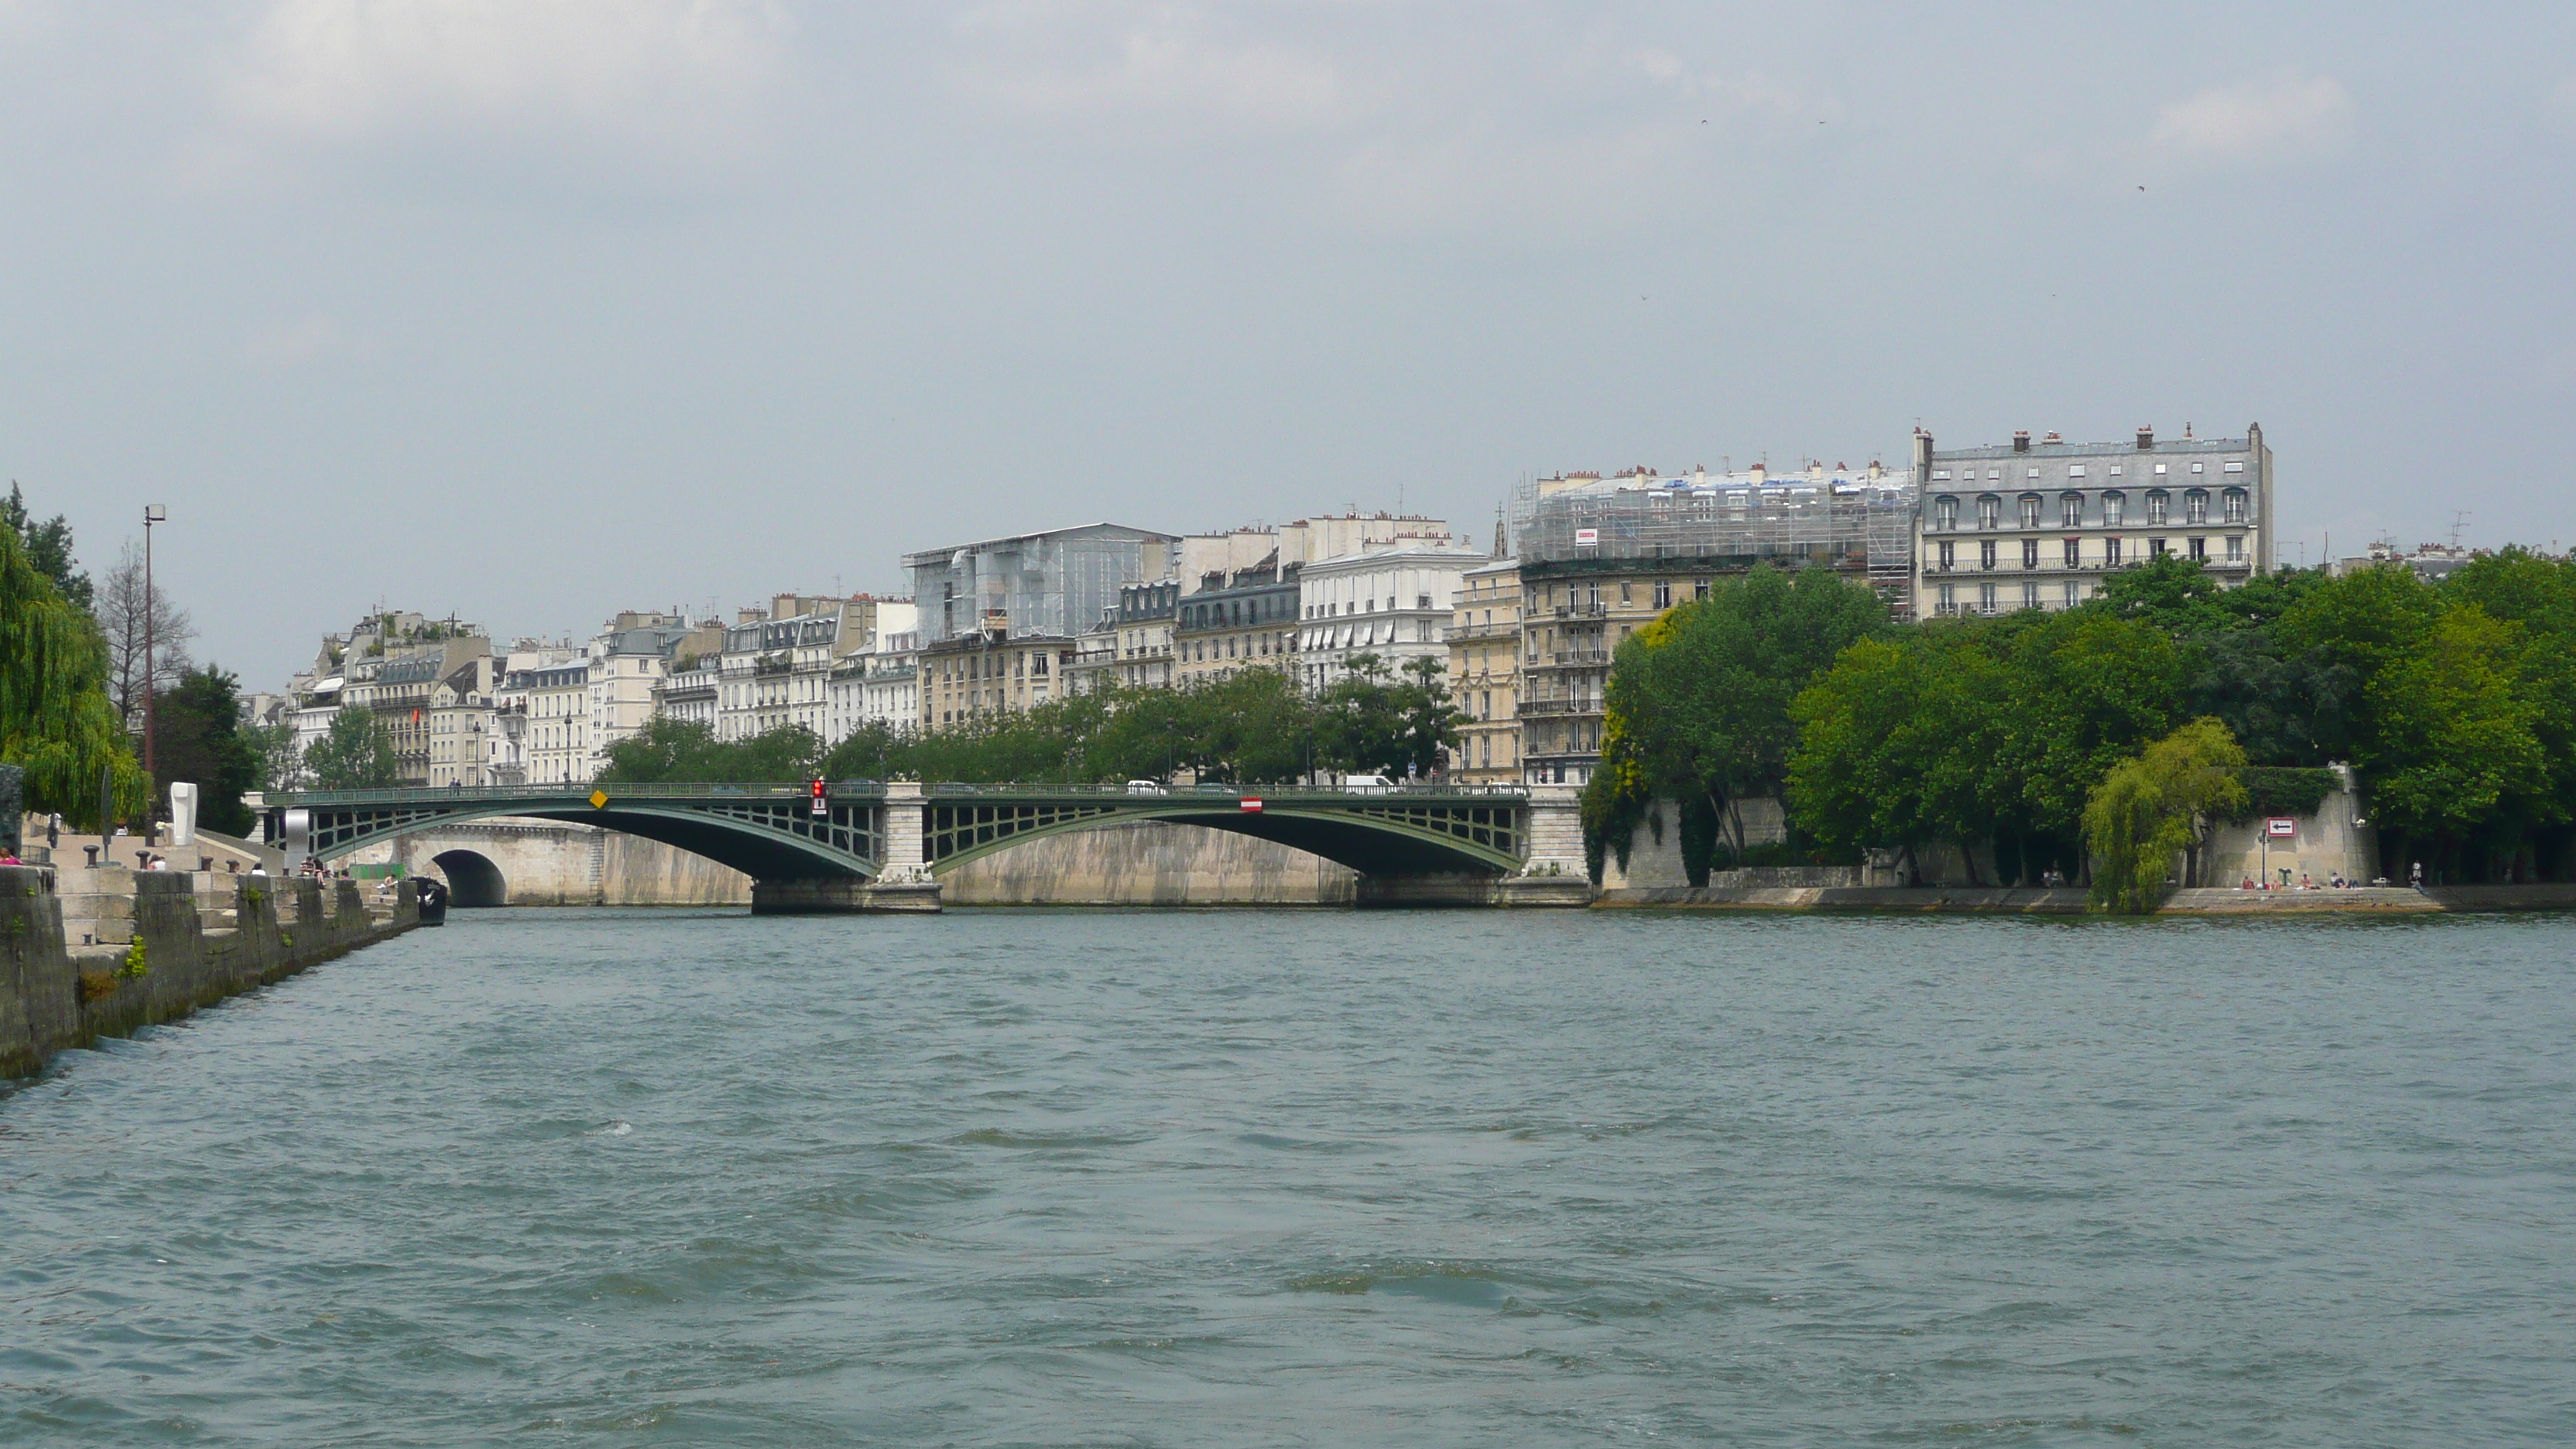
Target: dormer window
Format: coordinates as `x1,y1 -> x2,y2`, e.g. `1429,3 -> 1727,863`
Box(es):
2103,490 -> 2126,527
2146,490 -> 2170,526
1978,495 -> 2002,529
2060,492 -> 2084,528
2019,494 -> 2043,529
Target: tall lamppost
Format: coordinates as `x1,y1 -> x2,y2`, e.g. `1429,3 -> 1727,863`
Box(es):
142,505 -> 166,837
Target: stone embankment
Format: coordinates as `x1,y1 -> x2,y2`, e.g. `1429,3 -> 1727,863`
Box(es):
1595,882 -> 2576,913
1,864 -> 417,1079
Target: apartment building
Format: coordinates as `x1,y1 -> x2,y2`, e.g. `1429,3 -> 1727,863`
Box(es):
906,525 -> 1179,646
920,630 -> 1077,728
1511,460 -> 1914,783
1173,558 -> 1301,686
1913,424 -> 2271,617
1447,560 -> 1523,783
1109,578 -> 1180,690
1297,541 -> 1489,690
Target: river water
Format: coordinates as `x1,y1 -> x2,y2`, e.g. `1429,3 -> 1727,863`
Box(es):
5,908 -> 2572,1445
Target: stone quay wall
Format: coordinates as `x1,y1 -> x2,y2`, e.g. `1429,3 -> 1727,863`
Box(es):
0,865 -> 418,1080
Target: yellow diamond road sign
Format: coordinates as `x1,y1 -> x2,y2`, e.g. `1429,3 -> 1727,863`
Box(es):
590,790 -> 609,809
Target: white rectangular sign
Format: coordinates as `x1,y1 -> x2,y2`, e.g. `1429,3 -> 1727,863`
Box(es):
2266,817 -> 2297,838
1574,528 -> 1599,547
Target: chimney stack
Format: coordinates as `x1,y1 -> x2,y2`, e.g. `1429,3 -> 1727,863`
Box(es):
2012,430 -> 2031,453
2136,426 -> 2155,451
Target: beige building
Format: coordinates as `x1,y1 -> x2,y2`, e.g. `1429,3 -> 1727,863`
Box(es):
921,630 -> 1077,729
520,658 -> 592,784
426,660 -> 498,787
1447,560 -> 1523,783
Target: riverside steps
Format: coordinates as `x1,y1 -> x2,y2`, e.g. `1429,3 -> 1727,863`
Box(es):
272,781 -> 1596,912
0,863 -> 420,1080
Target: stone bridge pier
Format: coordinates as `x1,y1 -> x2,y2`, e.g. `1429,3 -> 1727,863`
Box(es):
749,782 -> 941,914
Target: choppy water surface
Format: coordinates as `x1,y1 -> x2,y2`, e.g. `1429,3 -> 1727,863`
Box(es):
5,908 -> 2574,1445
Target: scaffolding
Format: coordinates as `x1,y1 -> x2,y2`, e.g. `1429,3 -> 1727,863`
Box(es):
1511,468 -> 1918,591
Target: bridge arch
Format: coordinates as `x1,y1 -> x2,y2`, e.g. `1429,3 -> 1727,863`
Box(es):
287,787 -> 885,883
430,848 -> 509,907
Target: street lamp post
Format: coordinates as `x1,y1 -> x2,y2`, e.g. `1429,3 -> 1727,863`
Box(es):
142,505 -> 166,838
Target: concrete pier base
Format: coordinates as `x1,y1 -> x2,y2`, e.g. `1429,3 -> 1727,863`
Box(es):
749,878 -> 944,915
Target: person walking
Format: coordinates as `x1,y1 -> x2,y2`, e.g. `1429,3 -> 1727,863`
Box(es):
46,813 -> 61,849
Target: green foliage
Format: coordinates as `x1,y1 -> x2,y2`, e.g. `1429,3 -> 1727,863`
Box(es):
2235,767 -> 2340,820
1595,564 -> 1886,869
3,484 -> 91,612
303,708 -> 401,790
2083,718 -> 2249,913
0,522 -> 146,827
152,666 -> 262,834
599,718 -> 823,784
121,935 -> 148,978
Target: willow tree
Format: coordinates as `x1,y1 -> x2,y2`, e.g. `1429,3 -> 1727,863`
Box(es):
0,524 -> 146,827
2082,718 -> 2249,913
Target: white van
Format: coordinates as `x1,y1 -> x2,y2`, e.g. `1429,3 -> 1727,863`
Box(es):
1342,773 -> 1396,793
1124,779 -> 1168,796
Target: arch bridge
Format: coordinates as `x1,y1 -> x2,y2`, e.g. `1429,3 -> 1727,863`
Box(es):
269,781 -> 1586,912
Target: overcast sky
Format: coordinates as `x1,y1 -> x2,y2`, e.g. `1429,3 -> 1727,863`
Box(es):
6,2 -> 2573,687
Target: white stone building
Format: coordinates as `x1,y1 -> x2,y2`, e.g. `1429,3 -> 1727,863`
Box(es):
1297,541 -> 1490,690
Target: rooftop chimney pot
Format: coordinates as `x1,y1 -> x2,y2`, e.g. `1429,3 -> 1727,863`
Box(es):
2136,426 -> 2156,451
2012,430 -> 2031,453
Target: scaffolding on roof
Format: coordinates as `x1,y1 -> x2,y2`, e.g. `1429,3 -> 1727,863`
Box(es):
1511,471 -> 1918,587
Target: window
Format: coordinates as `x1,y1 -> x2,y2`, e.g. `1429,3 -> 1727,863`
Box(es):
2150,538 -> 2169,557
2191,462 -> 2204,474
2063,538 -> 2081,569
2224,488 -> 2247,523
2185,489 -> 2208,524
2227,536 -> 2244,561
2188,536 -> 2207,561
1931,469 -> 1951,480
2023,584 -> 2040,610
2064,581 -> 2081,608
1937,583 -> 1956,614
1653,580 -> 1672,608
1937,540 -> 1955,571
2061,492 -> 2084,527
2103,491 -> 2125,527
2146,490 -> 2169,526
1694,580 -> 1710,601
1934,495 -> 1959,530
1979,582 -> 1997,614
1979,540 -> 1997,570
2019,494 -> 2043,528
2106,536 -> 2125,567
2225,461 -> 2245,473
2021,538 -> 2040,569
1978,495 -> 2001,529
1619,581 -> 1632,603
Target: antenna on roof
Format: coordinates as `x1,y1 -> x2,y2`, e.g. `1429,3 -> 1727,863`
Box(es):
2451,510 -> 2472,550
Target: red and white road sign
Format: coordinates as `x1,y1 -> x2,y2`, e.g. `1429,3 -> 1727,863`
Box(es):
1240,797 -> 1265,813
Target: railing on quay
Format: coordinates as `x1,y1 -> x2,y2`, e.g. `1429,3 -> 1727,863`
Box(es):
927,781 -> 1531,800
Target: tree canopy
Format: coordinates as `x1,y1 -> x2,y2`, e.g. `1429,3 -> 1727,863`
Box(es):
0,522 -> 146,827
303,707 -> 401,790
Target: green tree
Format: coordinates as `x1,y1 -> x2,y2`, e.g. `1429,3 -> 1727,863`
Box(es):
2358,605 -> 2549,859
2,482 -> 91,612
303,707 -> 402,790
1601,563 -> 1887,865
2082,718 -> 2249,913
0,523 -> 145,827
152,666 -> 262,835
598,718 -> 822,783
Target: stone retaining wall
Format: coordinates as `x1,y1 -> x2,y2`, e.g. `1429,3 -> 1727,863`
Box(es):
0,865 -> 417,1079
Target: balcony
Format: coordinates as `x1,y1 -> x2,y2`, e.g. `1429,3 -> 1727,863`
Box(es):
1519,697 -> 1601,717
1444,619 -> 1518,642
